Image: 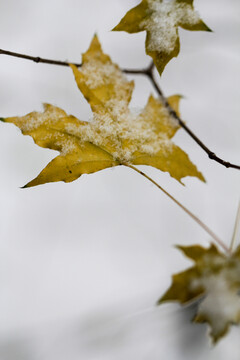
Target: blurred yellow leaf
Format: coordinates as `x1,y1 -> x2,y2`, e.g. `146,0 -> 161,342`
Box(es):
1,35 -> 204,187
158,244 -> 240,343
113,0 -> 211,74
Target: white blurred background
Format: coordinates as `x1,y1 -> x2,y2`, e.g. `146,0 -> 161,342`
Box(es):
0,0 -> 239,359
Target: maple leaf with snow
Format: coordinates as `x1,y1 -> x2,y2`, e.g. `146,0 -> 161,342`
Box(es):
0,35 -> 204,187
158,244 -> 240,343
113,0 -> 211,74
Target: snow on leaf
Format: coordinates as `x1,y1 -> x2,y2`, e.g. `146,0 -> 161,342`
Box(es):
113,0 -> 211,74
1,35 -> 204,187
158,244 -> 240,343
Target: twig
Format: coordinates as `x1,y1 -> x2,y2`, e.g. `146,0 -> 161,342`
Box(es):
0,48 -> 239,170
0,48 -> 147,73
125,163 -> 230,254
145,64 -> 240,170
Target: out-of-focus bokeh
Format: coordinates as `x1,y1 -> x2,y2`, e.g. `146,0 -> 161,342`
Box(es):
0,0 -> 239,358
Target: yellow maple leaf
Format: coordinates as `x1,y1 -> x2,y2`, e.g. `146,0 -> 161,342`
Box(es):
113,0 -> 211,74
1,35 -> 204,187
158,244 -> 240,343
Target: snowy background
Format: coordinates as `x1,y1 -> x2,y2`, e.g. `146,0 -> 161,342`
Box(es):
0,0 -> 239,359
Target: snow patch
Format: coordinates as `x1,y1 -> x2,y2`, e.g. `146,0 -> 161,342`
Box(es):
141,0 -> 202,53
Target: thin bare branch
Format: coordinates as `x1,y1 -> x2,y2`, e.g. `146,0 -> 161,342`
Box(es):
0,48 -> 239,170
145,64 -> 240,170
0,48 -> 147,73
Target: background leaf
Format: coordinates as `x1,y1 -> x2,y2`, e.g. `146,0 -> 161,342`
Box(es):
113,0 -> 211,74
158,244 -> 240,343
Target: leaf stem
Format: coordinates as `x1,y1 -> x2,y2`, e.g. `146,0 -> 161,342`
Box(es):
230,201 -> 240,252
0,48 -> 239,170
125,163 -> 230,254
